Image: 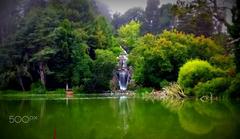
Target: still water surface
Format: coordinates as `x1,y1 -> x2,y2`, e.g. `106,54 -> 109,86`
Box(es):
0,94 -> 240,139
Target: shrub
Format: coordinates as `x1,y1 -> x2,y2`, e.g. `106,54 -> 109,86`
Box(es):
73,86 -> 85,94
129,30 -> 224,89
226,74 -> 240,98
178,60 -> 225,95
163,82 -> 186,99
209,55 -> 235,70
30,81 -> 46,94
135,87 -> 153,95
193,77 -> 230,97
89,49 -> 117,91
160,80 -> 170,88
48,88 -> 65,94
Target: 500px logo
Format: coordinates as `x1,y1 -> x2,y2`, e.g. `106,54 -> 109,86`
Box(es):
9,115 -> 38,124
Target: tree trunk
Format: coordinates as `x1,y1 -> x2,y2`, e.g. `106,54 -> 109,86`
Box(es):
39,62 -> 46,87
18,76 -> 25,91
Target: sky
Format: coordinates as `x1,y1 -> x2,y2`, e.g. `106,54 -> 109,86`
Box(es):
98,0 -> 177,14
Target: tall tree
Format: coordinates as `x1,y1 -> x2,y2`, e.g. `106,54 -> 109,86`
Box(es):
158,4 -> 174,32
118,21 -> 141,52
173,0 -> 214,37
142,0 -> 161,34
30,47 -> 57,87
112,7 -> 144,30
228,0 -> 240,72
92,0 -> 112,21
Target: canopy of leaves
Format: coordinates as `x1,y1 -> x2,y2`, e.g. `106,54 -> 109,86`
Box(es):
129,30 -> 224,88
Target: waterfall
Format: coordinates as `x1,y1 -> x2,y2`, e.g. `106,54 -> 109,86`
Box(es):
118,70 -> 129,91
117,46 -> 131,91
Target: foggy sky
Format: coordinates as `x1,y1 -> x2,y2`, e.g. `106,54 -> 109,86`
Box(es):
98,0 -> 177,14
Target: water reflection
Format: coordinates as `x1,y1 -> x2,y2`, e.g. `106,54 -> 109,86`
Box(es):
0,96 -> 239,139
161,99 -> 240,137
118,96 -> 130,135
178,101 -> 214,135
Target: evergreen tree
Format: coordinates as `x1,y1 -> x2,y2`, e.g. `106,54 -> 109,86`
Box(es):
173,0 -> 214,37
142,0 -> 161,34
228,0 -> 240,72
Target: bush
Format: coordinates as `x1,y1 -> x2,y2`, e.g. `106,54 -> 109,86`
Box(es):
73,86 -> 85,94
210,55 -> 235,70
30,81 -> 46,94
129,30 -> 224,89
89,49 -> 117,91
163,82 -> 186,99
193,77 -> 230,97
226,74 -> 240,98
129,32 -> 189,88
160,80 -> 170,88
48,88 -> 65,94
135,87 -> 153,95
178,60 -> 225,95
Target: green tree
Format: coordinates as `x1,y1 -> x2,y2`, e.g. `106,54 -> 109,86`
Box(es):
112,7 -> 144,30
129,30 -> 224,88
118,21 -> 141,52
228,0 -> 240,72
172,0 -> 214,37
142,0 -> 161,34
30,47 -> 57,86
158,4 -> 174,32
88,49 -> 117,91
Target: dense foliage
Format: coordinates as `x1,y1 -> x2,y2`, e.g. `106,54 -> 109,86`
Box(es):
178,60 -> 226,95
112,1 -> 174,35
129,30 -> 225,88
0,0 -> 239,98
117,21 -> 141,52
0,0 -> 120,92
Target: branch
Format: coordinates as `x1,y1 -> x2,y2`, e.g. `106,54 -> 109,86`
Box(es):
227,37 -> 240,45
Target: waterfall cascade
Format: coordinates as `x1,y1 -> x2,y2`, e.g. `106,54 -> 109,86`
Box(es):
117,47 -> 131,91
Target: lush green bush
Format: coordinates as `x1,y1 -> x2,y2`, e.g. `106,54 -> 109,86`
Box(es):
160,80 -> 170,88
226,74 -> 240,98
159,30 -> 224,60
178,60 -> 226,95
209,55 -> 235,70
193,77 -> 231,97
87,49 -> 117,91
47,88 -> 65,94
129,30 -> 224,89
30,81 -> 46,94
135,87 -> 153,95
118,21 -> 141,51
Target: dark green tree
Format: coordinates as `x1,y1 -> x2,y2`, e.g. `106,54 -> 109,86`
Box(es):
228,0 -> 240,72
158,4 -> 174,32
142,0 -> 161,34
172,0 -> 214,37
112,7 -> 144,30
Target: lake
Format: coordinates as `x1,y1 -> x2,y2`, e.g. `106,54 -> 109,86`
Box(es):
0,94 -> 240,139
